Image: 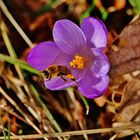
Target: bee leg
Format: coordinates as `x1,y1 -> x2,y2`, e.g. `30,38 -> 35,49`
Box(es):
71,78 -> 78,86
60,75 -> 67,81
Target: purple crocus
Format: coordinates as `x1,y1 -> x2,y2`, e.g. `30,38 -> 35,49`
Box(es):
27,17 -> 110,98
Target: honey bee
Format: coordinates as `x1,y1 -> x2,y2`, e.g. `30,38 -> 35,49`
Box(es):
41,65 -> 76,82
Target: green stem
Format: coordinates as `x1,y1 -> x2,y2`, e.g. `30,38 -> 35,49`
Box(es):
0,116 -> 7,140
29,84 -> 62,132
0,54 -> 40,75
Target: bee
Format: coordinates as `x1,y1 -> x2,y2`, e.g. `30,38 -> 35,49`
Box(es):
41,65 -> 76,82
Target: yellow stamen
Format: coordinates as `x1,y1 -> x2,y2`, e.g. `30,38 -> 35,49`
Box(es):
70,55 -> 85,69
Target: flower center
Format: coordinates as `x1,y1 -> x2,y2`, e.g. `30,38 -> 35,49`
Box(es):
70,55 -> 85,69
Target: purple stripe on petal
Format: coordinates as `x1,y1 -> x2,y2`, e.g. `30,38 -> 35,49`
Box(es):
81,17 -> 108,49
78,71 -> 109,98
94,75 -> 109,94
53,19 -> 87,54
27,41 -> 60,71
44,77 -> 76,90
91,48 -> 110,77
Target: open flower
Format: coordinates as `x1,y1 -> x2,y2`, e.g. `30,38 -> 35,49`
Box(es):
27,17 -> 110,98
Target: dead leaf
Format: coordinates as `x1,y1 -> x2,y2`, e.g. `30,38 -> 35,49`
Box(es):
109,45 -> 140,66
94,95 -> 107,107
109,16 -> 140,77
29,13 -> 54,32
98,112 -> 114,128
2,113 -> 8,125
114,79 -> 140,122
110,58 -> 140,78
112,122 -> 140,139
114,0 -> 126,10
11,116 -> 18,133
21,0 -> 49,11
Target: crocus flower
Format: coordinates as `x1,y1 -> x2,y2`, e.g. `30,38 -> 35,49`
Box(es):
27,17 -> 110,98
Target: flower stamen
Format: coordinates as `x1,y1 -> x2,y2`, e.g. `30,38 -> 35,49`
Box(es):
70,55 -> 85,69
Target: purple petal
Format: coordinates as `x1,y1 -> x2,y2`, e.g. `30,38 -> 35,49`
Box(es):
71,68 -> 86,82
44,77 -> 76,90
81,17 -> 108,49
94,75 -> 109,93
78,71 -> 109,98
53,53 -> 72,68
27,41 -> 61,70
53,19 -> 87,54
91,48 -> 110,77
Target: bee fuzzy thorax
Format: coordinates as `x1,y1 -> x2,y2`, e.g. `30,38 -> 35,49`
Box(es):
41,65 -> 75,81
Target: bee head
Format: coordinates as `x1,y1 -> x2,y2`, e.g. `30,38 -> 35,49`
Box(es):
41,70 -> 50,79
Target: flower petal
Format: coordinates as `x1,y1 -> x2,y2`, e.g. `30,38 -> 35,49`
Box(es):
44,77 -> 76,90
78,72 -> 109,98
81,17 -> 107,49
27,41 -> 61,70
94,75 -> 109,93
53,19 -> 87,54
71,68 -> 86,82
53,53 -> 72,68
91,48 -> 110,77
